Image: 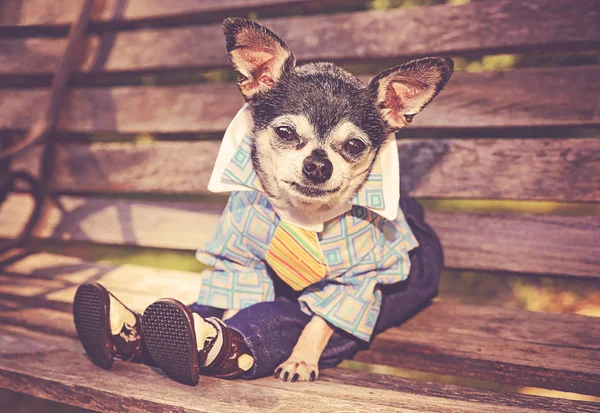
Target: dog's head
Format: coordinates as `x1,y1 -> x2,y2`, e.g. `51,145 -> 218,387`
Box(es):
223,18 -> 453,211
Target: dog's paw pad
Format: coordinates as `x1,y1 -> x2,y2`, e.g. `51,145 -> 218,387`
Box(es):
274,358 -> 318,382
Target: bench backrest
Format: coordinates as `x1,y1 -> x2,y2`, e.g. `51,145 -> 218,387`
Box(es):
1,0 -> 599,278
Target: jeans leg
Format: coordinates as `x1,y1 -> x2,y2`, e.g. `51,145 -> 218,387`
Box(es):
223,300 -> 360,379
188,303 -> 224,320
224,301 -> 308,379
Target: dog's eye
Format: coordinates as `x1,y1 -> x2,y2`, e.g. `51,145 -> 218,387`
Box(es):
344,139 -> 367,156
275,126 -> 297,142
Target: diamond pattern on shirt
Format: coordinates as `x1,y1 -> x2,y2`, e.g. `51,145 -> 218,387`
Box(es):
221,135 -> 262,191
350,159 -> 385,210
197,191 -> 418,341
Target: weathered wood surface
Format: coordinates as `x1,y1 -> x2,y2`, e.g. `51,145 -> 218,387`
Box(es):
0,252 -> 201,311
427,212 -> 600,278
1,253 -> 599,401
0,252 -> 202,337
0,0 -> 350,27
2,194 -> 599,278
321,369 -> 600,413
1,0 -> 598,74
0,194 -> 224,251
2,66 -> 599,132
12,138 -> 600,201
3,340 -> 596,413
402,139 -> 600,201
356,302 -> 600,397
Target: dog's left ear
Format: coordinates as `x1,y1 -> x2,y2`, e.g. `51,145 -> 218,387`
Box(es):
368,57 -> 454,131
223,17 -> 296,101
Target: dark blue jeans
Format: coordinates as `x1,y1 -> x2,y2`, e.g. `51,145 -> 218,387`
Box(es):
189,196 -> 443,379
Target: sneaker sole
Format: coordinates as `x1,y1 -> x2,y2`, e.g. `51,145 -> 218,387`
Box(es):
73,283 -> 113,369
143,299 -> 200,386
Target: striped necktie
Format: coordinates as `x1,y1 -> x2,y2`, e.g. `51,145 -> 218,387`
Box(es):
266,221 -> 329,291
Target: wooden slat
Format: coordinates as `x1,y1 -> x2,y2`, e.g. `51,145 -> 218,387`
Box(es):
1,253 -> 599,399
427,212 -> 600,277
1,342 -> 428,413
1,66 -> 599,132
400,139 -> 600,201
320,369 -> 600,413
0,252 -> 202,309
0,194 -> 223,251
1,194 -> 599,277
3,339 -> 594,413
0,251 -> 202,337
0,0 -> 348,27
12,138 -> 600,201
1,0 -> 598,74
357,302 -> 600,397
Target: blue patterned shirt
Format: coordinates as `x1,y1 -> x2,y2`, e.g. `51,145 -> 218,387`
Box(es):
196,135 -> 418,342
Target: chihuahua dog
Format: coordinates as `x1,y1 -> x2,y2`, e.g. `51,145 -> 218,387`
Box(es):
73,17 -> 452,385
217,18 -> 453,381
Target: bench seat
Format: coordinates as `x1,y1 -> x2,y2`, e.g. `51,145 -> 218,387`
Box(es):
2,332 -> 599,413
0,253 -> 598,411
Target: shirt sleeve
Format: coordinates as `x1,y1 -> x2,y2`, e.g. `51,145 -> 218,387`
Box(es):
375,216 -> 419,285
298,276 -> 381,342
195,192 -> 275,310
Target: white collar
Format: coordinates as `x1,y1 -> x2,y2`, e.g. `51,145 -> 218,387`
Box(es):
208,105 -> 400,231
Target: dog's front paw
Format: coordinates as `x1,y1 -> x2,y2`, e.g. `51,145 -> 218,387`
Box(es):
274,357 -> 318,382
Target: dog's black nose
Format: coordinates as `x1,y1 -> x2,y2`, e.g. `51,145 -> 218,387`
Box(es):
302,153 -> 333,184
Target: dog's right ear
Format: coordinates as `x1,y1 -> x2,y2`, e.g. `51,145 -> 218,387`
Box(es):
223,18 -> 296,101
368,57 -> 454,132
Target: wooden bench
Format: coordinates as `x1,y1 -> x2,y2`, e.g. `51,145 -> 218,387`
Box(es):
1,0 -> 599,411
